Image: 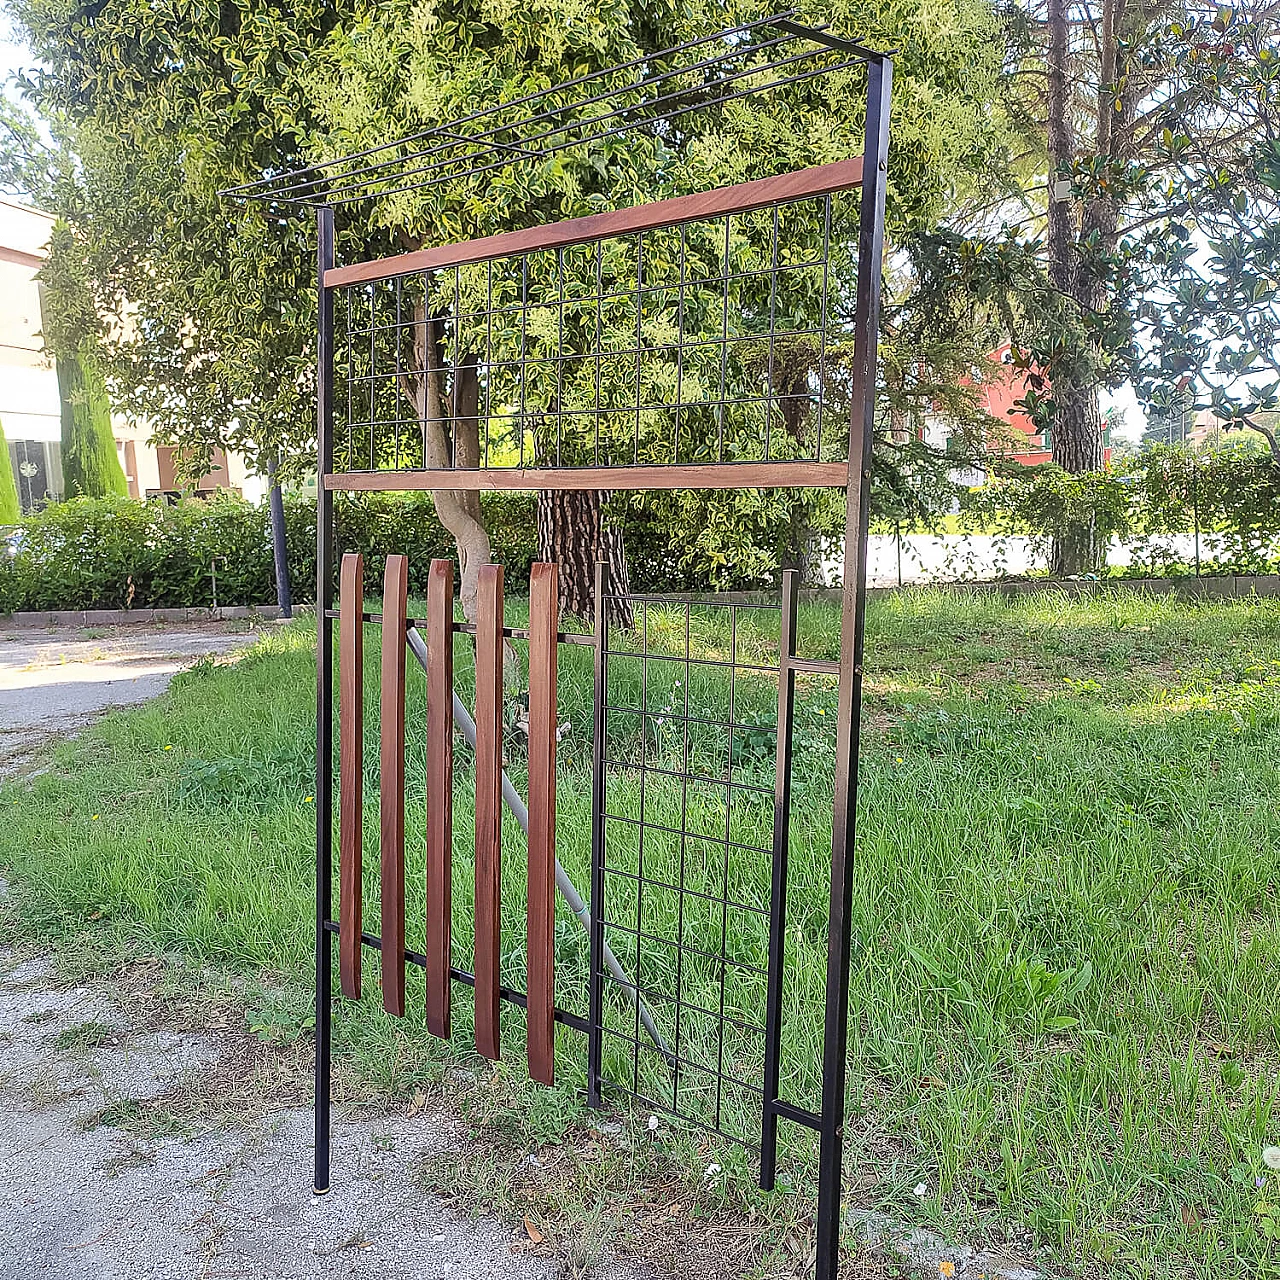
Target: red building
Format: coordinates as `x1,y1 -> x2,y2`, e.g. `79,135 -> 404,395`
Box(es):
964,344 -> 1111,466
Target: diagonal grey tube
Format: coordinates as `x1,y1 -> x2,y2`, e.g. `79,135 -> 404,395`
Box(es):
405,626 -> 673,1064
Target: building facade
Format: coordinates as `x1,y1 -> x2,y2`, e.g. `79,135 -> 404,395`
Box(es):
0,199 -> 263,516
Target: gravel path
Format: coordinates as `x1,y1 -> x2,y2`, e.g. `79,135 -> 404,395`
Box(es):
0,622 -> 257,775
0,946 -> 654,1280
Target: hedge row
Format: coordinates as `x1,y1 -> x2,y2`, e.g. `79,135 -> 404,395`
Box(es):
0,493 -> 539,613
0,483 -> 823,613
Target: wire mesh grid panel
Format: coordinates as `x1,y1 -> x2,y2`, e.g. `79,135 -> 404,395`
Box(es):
330,188 -> 859,479
589,591 -> 790,1146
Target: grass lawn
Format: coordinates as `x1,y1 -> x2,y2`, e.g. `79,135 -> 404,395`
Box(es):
2,586 -> 1279,1279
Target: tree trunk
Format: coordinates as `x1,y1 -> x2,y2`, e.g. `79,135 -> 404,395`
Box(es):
1044,0 -> 1110,576
537,489 -> 633,629
403,303 -> 493,622
1048,388 -> 1104,575
780,497 -> 823,585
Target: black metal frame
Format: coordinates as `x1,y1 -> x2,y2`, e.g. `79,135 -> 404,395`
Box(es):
586,572 -> 834,1150
293,21 -> 891,1280
327,190 -> 850,478
223,13 -> 879,211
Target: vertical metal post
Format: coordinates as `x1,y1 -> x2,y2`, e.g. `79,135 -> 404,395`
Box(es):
587,559 -> 608,1108
816,56 -> 892,1280
313,205 -> 336,1197
760,568 -> 798,1190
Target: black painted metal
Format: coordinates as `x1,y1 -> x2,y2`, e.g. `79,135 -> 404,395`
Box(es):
587,559 -> 609,1108
326,186 -> 849,481
759,568 -> 798,1189
589,588 -> 783,1148
815,54 -> 893,1280
295,28 -> 892,1277
321,921 -> 593,1035
313,206 -> 336,1196
222,15 -> 875,210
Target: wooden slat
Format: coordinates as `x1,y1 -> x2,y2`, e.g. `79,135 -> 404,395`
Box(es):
338,553 -> 364,1000
425,558 -> 454,1039
379,554 -> 409,1017
473,564 -> 504,1062
526,563 -> 558,1086
325,158 -> 863,287
324,461 -> 848,493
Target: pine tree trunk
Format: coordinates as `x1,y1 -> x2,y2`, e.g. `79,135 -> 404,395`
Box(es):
1049,383 -> 1104,576
537,489 -> 633,630
1044,0 -> 1109,578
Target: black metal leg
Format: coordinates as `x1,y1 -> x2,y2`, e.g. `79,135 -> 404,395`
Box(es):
815,55 -> 892,1280
314,205 -> 336,1198
760,569 -> 798,1191
587,560 -> 608,1108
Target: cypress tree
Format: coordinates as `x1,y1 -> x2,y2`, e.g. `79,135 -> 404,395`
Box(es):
58,343 -> 128,499
0,419 -> 19,522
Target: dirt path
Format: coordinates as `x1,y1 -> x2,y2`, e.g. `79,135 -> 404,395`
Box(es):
0,622 -> 257,776
0,944 -> 654,1280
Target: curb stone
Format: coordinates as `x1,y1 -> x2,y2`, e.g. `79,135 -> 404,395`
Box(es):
0,605 -> 315,629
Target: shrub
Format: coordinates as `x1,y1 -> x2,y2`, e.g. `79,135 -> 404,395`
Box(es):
0,491 -> 538,613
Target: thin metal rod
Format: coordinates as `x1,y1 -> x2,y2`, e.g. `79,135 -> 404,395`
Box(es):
312,59 -> 864,209
815,56 -> 893,1280
404,625 -> 673,1064
587,560 -> 608,1107
220,13 -> 806,199
760,568 -> 798,1190
313,205 -> 336,1198
322,921 -> 591,1035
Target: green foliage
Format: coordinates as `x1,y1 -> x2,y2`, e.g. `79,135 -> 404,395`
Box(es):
0,492 -> 536,613
914,4 -> 1280,479
57,344 -> 127,499
619,488 -> 845,591
958,445 -> 1280,576
12,0 -> 1011,490
0,486 -> 840,610
1132,11 -> 1280,447
0,420 -> 20,523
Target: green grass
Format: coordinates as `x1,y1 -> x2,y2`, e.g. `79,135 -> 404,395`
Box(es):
2,587 -> 1280,1278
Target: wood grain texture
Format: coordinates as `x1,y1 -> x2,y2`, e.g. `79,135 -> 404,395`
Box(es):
324,461 -> 848,493
379,554 -> 409,1017
473,565 -> 504,1062
325,158 -> 863,287
526,562 -> 558,1086
338,553 -> 364,1000
425,558 -> 455,1039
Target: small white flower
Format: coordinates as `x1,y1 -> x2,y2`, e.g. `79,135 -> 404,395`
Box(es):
1264,1146 -> 1280,1171
704,1162 -> 722,1180
913,1182 -> 928,1198
647,1115 -> 659,1133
